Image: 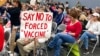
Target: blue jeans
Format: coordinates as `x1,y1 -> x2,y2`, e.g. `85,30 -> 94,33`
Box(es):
48,33 -> 76,56
80,31 -> 96,49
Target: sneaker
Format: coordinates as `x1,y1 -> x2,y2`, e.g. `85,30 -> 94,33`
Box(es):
83,49 -> 89,55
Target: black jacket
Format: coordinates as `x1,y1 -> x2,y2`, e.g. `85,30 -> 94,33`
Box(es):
7,7 -> 21,26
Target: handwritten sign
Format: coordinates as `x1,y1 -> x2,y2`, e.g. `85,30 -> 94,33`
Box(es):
20,11 -> 53,39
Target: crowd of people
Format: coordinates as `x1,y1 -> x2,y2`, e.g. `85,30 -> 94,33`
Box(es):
0,0 -> 100,56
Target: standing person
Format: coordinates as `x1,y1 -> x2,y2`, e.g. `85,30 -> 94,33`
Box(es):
0,16 -> 4,52
7,0 -> 22,27
47,8 -> 82,56
77,12 -> 100,54
6,0 -> 22,55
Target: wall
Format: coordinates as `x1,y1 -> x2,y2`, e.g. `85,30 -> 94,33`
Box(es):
19,0 -> 100,8
53,0 -> 100,8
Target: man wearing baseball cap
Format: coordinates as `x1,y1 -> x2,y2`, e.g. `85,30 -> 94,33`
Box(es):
54,5 -> 64,26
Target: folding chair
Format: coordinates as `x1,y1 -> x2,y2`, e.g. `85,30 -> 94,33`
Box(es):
99,35 -> 100,47
57,23 -> 66,33
80,35 -> 99,53
63,42 -> 78,56
51,22 -> 57,37
91,35 -> 99,53
36,42 -> 48,56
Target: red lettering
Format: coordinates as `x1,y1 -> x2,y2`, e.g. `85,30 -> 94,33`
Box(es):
25,22 -> 29,29
23,13 -> 35,21
46,14 -> 52,21
24,31 -> 34,38
34,31 -> 46,38
40,23 -> 43,29
23,13 -> 28,21
44,23 -> 48,29
32,23 -> 37,29
36,13 -> 44,21
25,23 -> 47,29
31,14 -> 35,20
39,31 -> 46,37
27,14 -> 35,21
29,23 -> 33,29
24,31 -> 46,38
37,23 -> 40,29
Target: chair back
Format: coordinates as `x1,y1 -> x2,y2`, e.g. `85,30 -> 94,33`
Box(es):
57,24 -> 66,32
52,22 -> 57,33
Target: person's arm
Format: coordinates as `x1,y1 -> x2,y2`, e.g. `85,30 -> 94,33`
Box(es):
55,13 -> 64,25
86,20 -> 92,29
93,22 -> 100,35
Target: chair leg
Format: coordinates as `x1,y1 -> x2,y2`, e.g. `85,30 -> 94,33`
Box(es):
66,43 -> 76,56
91,39 -> 98,53
45,47 -> 48,56
79,41 -> 83,48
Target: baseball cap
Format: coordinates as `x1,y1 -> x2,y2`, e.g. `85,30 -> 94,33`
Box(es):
57,5 -> 64,11
92,12 -> 100,17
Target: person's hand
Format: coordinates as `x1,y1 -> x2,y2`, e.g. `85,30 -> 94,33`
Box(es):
63,30 -> 67,33
88,31 -> 94,34
90,18 -> 94,23
68,32 -> 75,36
24,38 -> 30,44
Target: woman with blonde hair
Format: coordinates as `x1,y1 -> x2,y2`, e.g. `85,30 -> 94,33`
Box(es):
77,12 -> 100,54
79,12 -> 88,30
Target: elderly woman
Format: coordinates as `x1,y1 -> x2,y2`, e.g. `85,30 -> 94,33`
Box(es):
77,12 -> 100,54
48,8 -> 82,56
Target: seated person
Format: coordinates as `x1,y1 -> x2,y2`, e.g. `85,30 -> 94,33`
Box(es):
53,6 -> 64,26
0,16 -> 4,52
16,37 -> 40,56
47,8 -> 82,56
77,12 -> 100,54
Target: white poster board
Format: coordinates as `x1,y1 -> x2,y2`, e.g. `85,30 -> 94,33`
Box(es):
20,11 -> 53,41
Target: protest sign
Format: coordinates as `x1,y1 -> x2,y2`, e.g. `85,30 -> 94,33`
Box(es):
20,11 -> 53,40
